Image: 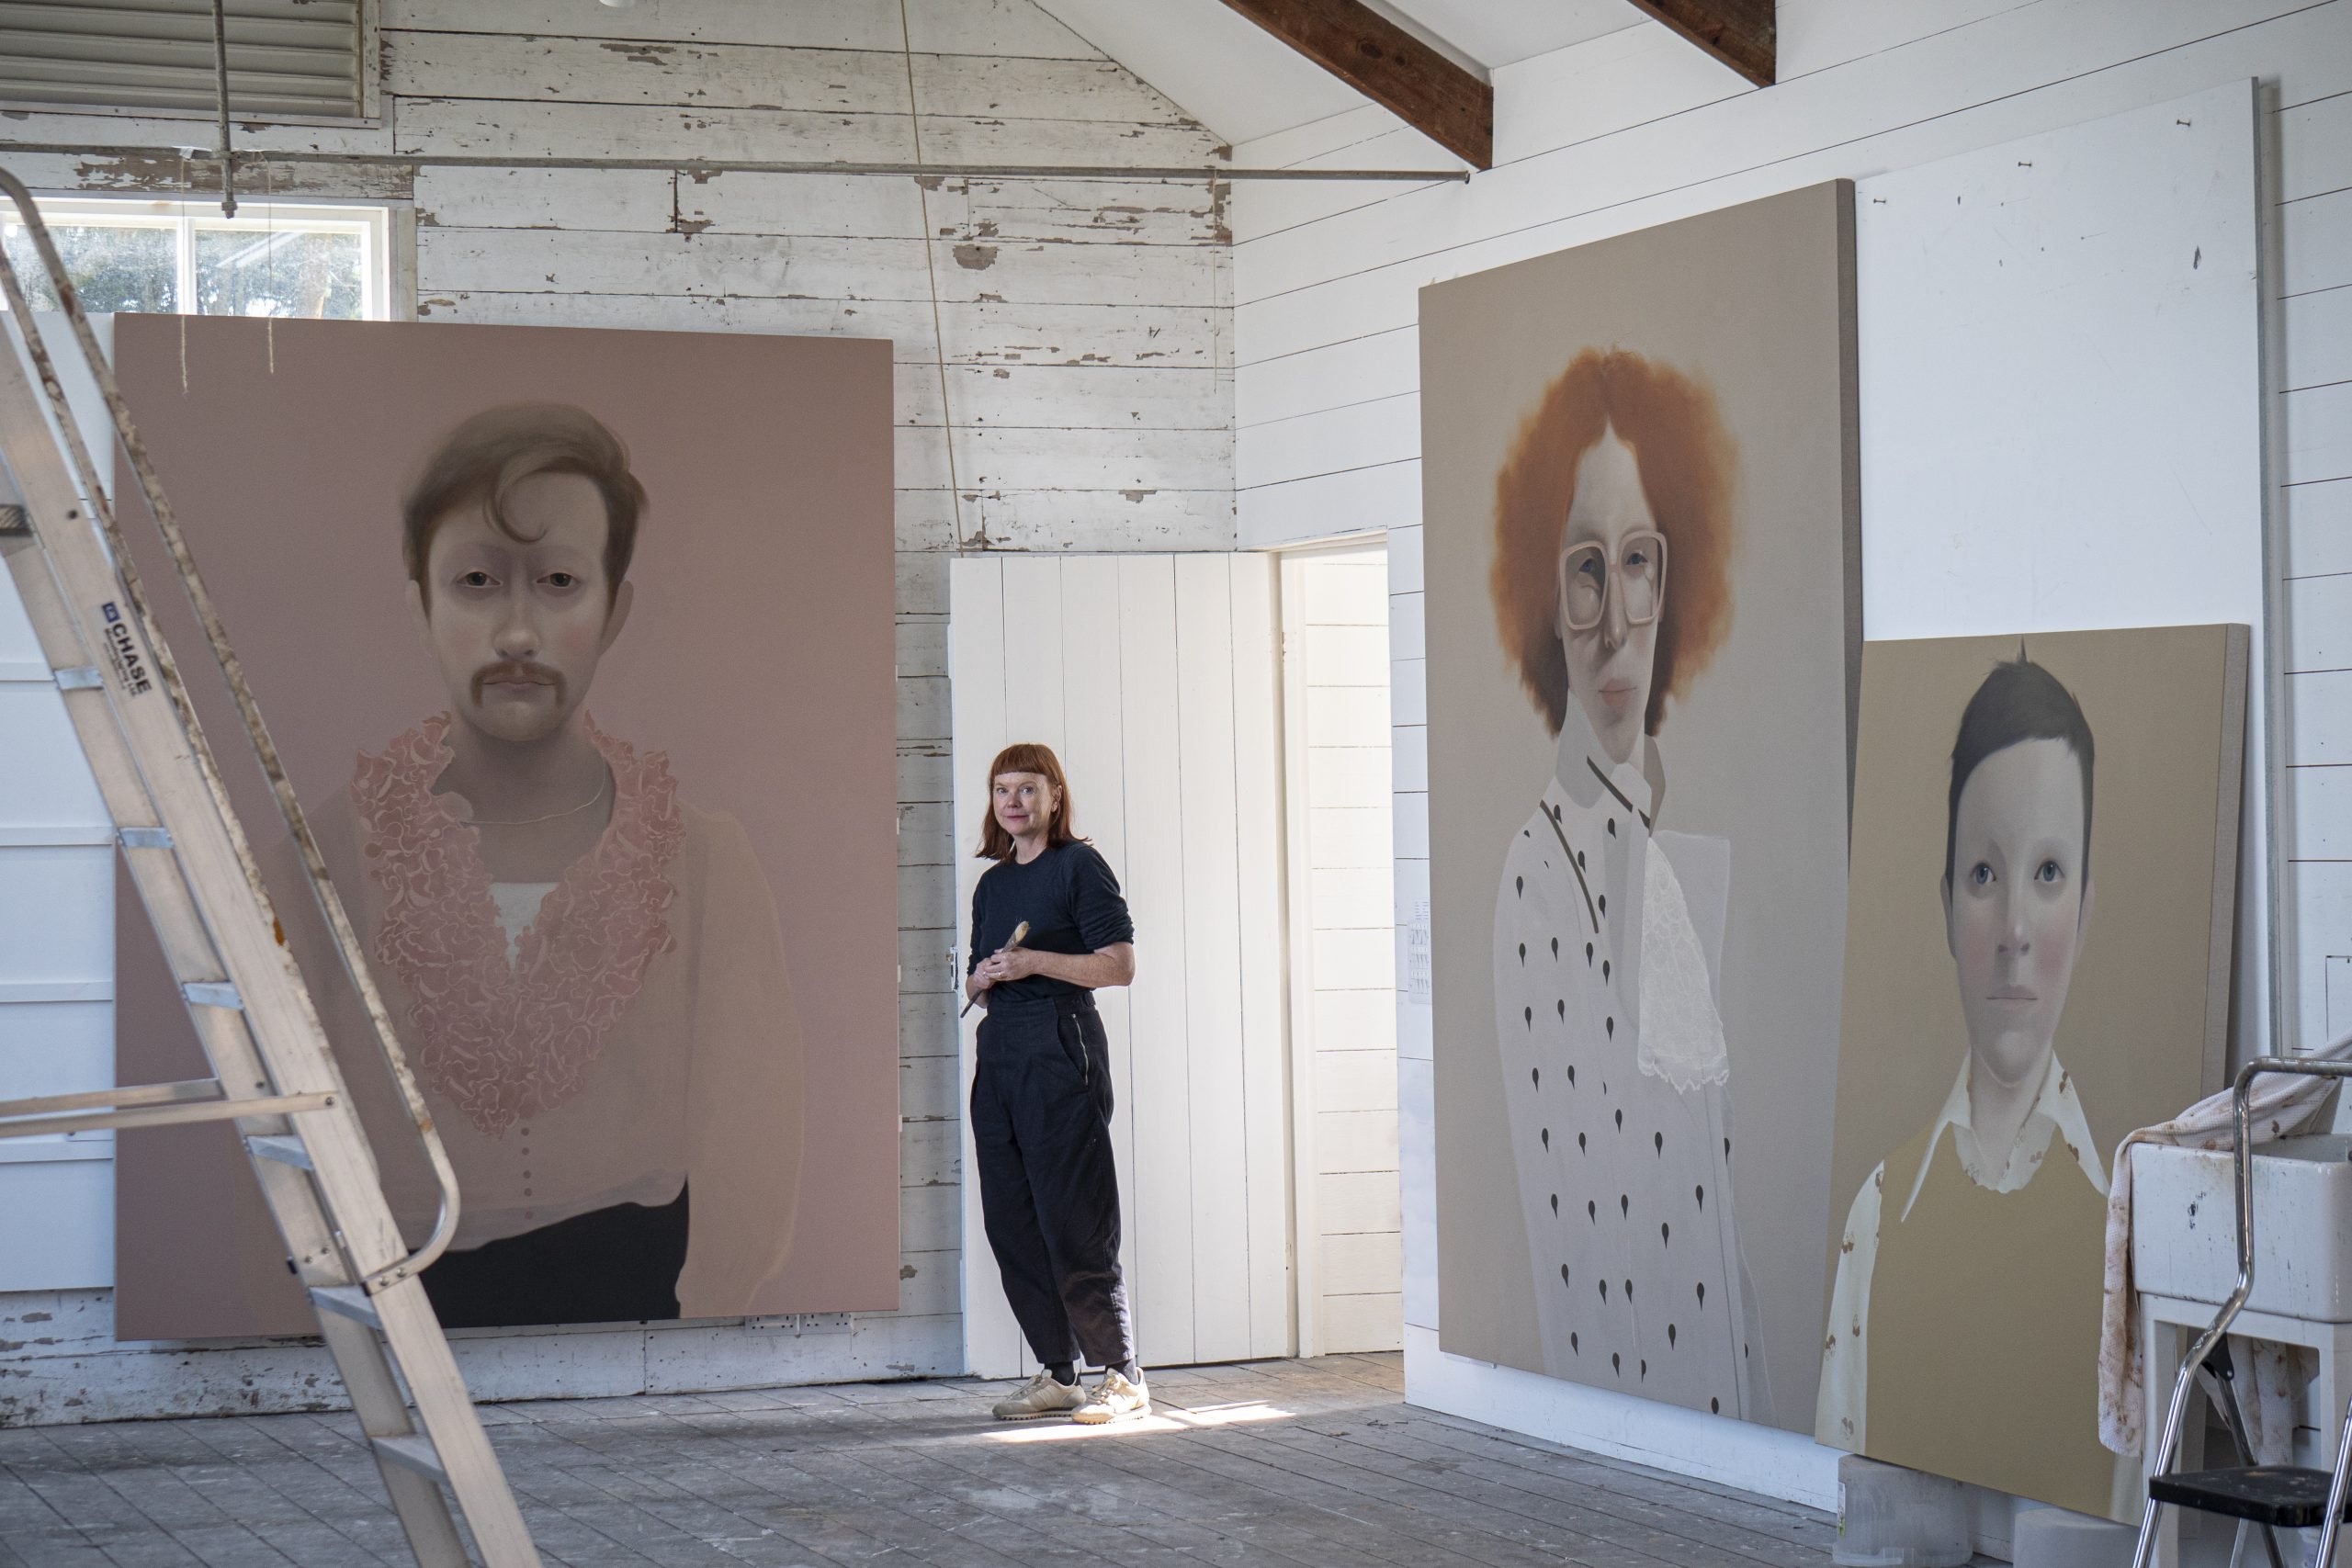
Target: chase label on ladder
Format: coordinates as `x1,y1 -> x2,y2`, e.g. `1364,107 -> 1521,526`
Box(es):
98,600 -> 153,696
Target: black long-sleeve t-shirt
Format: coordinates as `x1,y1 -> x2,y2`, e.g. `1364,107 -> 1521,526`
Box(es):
967,840 -> 1136,1006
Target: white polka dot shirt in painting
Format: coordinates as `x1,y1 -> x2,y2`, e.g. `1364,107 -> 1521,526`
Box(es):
1491,701 -> 1770,1422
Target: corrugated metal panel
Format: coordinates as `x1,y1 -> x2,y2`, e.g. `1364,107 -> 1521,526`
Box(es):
0,0 -> 360,118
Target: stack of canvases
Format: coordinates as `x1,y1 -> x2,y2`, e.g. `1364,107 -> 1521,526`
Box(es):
1422,183 -> 2246,1524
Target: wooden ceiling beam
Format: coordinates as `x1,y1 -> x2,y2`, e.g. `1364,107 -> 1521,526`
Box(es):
1216,0 -> 1492,170
1622,0 -> 1775,87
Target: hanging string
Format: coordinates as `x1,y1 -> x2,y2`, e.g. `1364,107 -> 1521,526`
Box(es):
264,159 -> 276,373
178,152 -> 190,394
897,0 -> 967,549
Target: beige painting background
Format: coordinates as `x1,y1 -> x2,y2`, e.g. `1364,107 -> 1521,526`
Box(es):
1823,627 -> 2244,1498
1421,182 -> 1859,1430
106,314 -> 900,1338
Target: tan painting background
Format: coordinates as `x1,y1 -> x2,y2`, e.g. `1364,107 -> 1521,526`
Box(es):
107,314 -> 900,1338
1822,627 -> 2244,1486
1421,182 -> 1859,1430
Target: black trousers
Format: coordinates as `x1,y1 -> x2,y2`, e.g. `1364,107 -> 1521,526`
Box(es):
971,993 -> 1136,1370
422,1182 -> 690,1329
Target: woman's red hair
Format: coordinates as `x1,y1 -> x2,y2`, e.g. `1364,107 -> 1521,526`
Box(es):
975,742 -> 1082,861
1490,348 -> 1737,737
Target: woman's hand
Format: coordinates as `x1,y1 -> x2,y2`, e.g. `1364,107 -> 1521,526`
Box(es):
975,946 -> 1045,985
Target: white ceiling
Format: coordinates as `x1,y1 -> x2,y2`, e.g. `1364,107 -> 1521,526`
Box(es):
1374,0 -> 1640,70
1031,0 -> 1642,152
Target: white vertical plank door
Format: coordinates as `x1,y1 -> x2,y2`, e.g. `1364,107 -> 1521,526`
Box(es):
0,527 -> 117,1292
1229,556 -> 1290,1358
947,557 -> 1018,1376
949,554 -> 1292,1378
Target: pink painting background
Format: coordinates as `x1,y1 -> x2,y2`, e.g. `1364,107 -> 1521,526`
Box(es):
107,313 -> 899,1337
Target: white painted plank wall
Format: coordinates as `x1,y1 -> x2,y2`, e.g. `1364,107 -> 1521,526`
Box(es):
1280,548 -> 1401,1354
948,554 -> 1290,1379
1227,0 -> 2351,1511
0,0 -> 1235,1423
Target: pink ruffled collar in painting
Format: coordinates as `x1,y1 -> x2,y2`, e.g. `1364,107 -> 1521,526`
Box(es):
354,713 -> 683,1137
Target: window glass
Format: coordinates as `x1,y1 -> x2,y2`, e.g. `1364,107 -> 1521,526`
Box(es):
194,225 -> 366,320
1,220 -> 175,312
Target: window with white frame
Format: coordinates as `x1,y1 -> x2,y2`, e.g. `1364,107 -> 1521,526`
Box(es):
0,197 -> 392,321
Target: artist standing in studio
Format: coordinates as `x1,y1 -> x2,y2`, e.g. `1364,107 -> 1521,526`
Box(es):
964,742 -> 1147,1424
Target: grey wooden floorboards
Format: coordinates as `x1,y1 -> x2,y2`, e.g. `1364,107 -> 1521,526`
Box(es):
0,1354 -> 1837,1566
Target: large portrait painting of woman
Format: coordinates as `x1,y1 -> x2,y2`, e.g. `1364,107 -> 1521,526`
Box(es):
1420,183 -> 1860,1431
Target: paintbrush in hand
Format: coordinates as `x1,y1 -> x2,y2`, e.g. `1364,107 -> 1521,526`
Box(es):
961,920 -> 1029,1017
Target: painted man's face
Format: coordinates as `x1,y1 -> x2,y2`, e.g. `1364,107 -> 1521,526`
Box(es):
1555,429 -> 1661,768
406,471 -> 633,745
1942,737 -> 2094,1090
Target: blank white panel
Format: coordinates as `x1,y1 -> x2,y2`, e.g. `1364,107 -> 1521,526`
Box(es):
1115,553 -> 1196,1365
1318,1169 -> 1402,1234
1308,807 -> 1393,869
1318,1291 -> 1403,1353
0,998 -> 111,1101
1315,1047 -> 1398,1112
0,685 -> 106,829
1310,867 -> 1393,928
1314,990 -> 1396,1052
1306,686 -> 1391,748
0,846 -> 111,985
947,556 -> 1022,1377
0,1157 -> 112,1291
1322,1230 -> 1404,1297
1858,82 -> 2274,1049
1312,927 -> 1396,989
1000,557 -> 1067,752
1316,1109 -> 1399,1175
1303,559 -> 1391,626
1303,625 -> 1390,687
1389,656 -> 1426,728
0,558 -> 43,668
1056,554 -> 1140,1352
1306,746 -> 1392,808
1229,553 -> 1292,1359
1174,554 -> 1250,1361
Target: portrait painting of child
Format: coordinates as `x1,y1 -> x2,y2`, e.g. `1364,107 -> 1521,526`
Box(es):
1821,626 -> 2245,1517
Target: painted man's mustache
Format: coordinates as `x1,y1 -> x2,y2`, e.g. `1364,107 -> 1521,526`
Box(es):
471,661 -> 564,703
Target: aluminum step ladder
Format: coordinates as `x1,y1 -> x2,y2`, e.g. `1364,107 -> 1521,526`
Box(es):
2135,1056 -> 2352,1568
0,170 -> 540,1568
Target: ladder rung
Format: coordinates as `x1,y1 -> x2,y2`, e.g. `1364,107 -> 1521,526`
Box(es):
246,1134 -> 313,1170
371,1434 -> 447,1484
52,665 -> 100,689
0,1077 -> 222,1119
181,980 -> 243,1010
0,1089 -> 330,1142
118,825 -> 173,850
309,1283 -> 381,1329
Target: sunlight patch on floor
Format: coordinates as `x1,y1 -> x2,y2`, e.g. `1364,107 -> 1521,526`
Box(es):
984,1400 -> 1296,1442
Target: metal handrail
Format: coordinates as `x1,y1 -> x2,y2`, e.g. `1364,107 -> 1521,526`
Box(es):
0,167 -> 463,1292
2132,1055 -> 2352,1568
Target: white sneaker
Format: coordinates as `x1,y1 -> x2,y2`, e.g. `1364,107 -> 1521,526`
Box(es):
990,1370 -> 1089,1421
1071,1369 -> 1150,1425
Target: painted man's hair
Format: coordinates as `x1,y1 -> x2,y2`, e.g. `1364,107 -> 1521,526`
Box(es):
401,403 -> 646,607
1944,656 -> 2097,887
975,741 -> 1085,861
1490,348 -> 1737,737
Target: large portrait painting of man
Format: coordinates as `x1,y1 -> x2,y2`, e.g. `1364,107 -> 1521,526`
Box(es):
1419,183 -> 1859,1430
106,315 -> 899,1336
1819,626 -> 2244,1517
